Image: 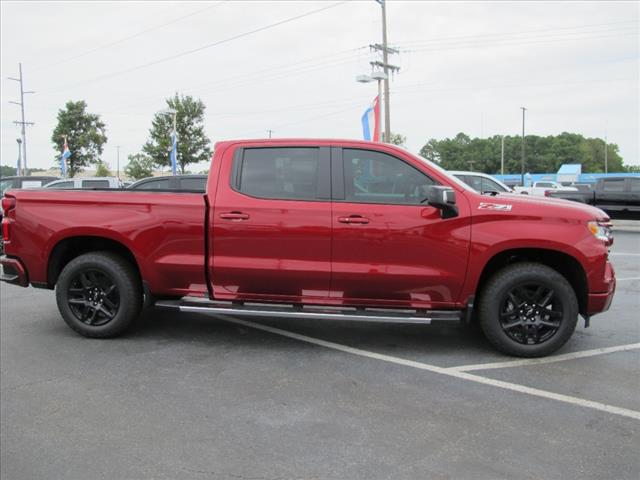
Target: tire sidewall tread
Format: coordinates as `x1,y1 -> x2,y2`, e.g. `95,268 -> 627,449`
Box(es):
478,262 -> 579,357
55,251 -> 142,338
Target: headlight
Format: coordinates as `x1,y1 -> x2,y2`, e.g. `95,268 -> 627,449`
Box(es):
587,221 -> 613,245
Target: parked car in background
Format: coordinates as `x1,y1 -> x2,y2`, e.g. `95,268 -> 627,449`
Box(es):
128,175 -> 207,192
547,177 -> 640,218
44,177 -> 123,189
514,181 -> 578,196
1,176 -> 58,196
449,171 -> 512,194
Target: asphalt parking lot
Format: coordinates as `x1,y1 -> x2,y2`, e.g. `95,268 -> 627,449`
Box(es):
1,232 -> 639,480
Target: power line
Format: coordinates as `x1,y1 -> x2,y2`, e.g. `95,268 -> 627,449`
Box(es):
32,1 -> 229,71
393,19 -> 639,47
40,1 -> 348,94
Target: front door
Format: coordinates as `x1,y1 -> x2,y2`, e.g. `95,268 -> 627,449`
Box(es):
211,146 -> 332,303
330,147 -> 471,309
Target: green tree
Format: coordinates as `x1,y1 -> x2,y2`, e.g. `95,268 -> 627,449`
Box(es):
387,132 -> 406,147
419,132 -> 627,174
94,161 -> 111,177
51,100 -> 107,177
124,153 -> 155,180
1,165 -> 17,177
143,93 -> 211,174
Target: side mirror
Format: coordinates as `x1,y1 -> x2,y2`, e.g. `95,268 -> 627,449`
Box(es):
425,185 -> 458,219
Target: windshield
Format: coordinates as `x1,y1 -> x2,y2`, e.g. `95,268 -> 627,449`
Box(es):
407,150 -> 476,192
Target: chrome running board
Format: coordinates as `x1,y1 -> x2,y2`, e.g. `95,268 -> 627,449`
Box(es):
154,297 -> 462,325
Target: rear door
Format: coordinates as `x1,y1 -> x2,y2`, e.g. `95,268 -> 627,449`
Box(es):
330,147 -> 471,309
598,178 -> 627,210
210,146 -> 332,302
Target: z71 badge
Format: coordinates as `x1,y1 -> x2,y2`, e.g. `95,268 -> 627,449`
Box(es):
478,202 -> 513,211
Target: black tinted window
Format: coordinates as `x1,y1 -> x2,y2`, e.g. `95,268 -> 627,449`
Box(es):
134,179 -> 171,190
180,177 -> 206,191
82,180 -> 110,188
238,148 -> 319,200
602,179 -> 625,192
343,149 -> 434,205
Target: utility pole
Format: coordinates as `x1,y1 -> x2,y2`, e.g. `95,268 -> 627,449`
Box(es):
370,0 -> 399,142
8,63 -> 35,174
116,146 -> 121,179
501,135 -> 505,175
267,130 -> 273,139
520,107 -> 527,186
16,139 -> 23,176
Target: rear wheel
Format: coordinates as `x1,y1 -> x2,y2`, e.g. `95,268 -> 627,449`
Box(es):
479,263 -> 578,357
56,252 -> 142,338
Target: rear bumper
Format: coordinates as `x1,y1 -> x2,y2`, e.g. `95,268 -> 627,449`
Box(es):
0,255 -> 29,287
587,261 -> 616,315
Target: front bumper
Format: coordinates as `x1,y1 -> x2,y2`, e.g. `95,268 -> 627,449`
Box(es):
0,255 -> 29,287
587,260 -> 616,315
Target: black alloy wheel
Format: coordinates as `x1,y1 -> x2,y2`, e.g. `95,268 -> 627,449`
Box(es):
499,284 -> 562,345
67,269 -> 120,326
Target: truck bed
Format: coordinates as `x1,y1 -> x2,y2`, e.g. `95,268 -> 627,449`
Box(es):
4,189 -> 208,297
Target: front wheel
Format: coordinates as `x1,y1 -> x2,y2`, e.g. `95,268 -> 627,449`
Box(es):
478,263 -> 578,357
56,251 -> 142,338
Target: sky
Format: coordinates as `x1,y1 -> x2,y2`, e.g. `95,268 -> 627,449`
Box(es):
1,0 -> 638,175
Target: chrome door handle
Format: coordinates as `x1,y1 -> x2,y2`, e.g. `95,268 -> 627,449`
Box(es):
220,212 -> 249,220
337,215 -> 370,224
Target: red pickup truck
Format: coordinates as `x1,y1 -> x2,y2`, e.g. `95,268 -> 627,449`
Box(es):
1,139 -> 616,357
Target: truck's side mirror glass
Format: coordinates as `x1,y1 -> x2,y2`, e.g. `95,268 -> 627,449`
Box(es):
424,185 -> 458,219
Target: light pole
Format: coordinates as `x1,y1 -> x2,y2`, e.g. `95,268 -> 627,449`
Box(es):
379,0 -> 391,142
520,107 -> 526,186
16,138 -> 22,176
501,135 -> 505,175
604,133 -> 608,174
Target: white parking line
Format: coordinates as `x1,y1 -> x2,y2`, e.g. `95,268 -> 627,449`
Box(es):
217,315 -> 640,421
609,252 -> 640,256
450,343 -> 640,372
618,277 -> 640,281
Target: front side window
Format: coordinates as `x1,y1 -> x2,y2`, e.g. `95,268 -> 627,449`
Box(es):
237,148 -> 319,200
180,177 -> 206,191
629,178 -> 640,192
343,149 -> 435,205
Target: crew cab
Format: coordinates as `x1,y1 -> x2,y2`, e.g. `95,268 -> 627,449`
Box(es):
1,139 -> 616,357
547,177 -> 640,218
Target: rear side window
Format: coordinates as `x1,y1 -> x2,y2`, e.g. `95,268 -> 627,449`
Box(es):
236,148 -> 319,200
602,179 -> 625,192
180,177 -> 206,191
48,181 -> 74,189
536,182 -> 554,188
628,178 -> 640,192
343,149 -> 434,205
82,180 -> 110,188
133,179 -> 171,190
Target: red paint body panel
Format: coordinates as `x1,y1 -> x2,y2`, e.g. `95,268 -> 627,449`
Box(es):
2,138 -> 615,318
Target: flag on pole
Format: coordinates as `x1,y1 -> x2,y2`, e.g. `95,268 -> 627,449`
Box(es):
60,137 -> 71,177
361,96 -> 380,142
170,130 -> 178,176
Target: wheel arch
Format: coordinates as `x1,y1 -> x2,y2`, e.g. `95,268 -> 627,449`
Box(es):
476,248 -> 589,316
47,236 -> 143,288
